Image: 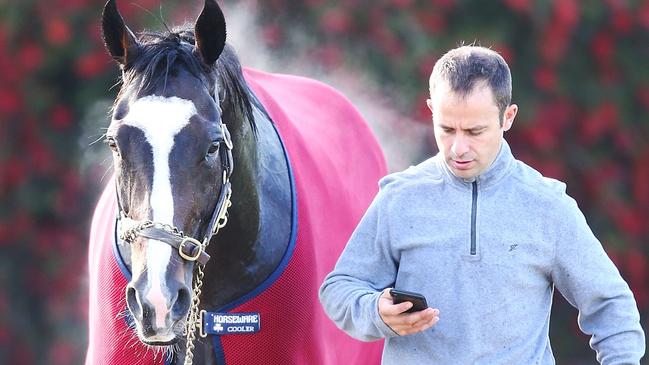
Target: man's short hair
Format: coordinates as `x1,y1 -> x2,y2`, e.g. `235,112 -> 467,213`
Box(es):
429,46 -> 512,123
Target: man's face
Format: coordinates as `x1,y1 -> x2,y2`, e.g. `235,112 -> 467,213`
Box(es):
427,81 -> 517,180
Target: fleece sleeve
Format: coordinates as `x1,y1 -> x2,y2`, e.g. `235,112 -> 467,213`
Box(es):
319,186 -> 401,341
551,197 -> 645,364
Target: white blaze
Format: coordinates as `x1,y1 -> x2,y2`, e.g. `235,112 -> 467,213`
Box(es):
123,95 -> 197,329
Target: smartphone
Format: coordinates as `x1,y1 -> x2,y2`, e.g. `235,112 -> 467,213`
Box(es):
389,289 -> 429,313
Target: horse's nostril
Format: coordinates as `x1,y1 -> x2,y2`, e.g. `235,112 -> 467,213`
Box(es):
126,285 -> 142,319
171,287 -> 191,319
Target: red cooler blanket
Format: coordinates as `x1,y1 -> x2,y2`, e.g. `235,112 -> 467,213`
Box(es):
86,68 -> 386,364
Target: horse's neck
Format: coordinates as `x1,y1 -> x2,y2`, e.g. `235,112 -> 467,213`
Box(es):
201,103 -> 292,309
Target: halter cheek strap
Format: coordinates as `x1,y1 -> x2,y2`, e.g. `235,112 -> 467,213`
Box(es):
116,121 -> 234,266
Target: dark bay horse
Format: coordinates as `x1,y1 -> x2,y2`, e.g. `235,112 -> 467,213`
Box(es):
87,0 -> 386,363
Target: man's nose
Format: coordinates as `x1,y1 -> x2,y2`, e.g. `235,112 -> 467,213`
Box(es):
451,134 -> 469,157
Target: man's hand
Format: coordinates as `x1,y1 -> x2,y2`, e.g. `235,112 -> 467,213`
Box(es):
378,288 -> 440,336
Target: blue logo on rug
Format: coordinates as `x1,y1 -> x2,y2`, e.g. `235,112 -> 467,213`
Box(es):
203,312 -> 261,335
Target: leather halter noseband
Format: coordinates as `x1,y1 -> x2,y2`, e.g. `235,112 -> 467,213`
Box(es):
116,122 -> 234,266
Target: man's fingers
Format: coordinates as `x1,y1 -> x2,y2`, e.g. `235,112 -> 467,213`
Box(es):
379,288 -> 414,316
397,316 -> 439,336
378,288 -> 440,336
407,307 -> 438,324
392,301 -> 414,315
392,308 -> 440,335
412,312 -> 440,329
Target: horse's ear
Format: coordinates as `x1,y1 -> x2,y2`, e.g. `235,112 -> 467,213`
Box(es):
194,0 -> 227,66
101,0 -> 139,67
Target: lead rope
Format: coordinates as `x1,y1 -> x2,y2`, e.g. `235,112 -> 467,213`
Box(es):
184,194 -> 231,365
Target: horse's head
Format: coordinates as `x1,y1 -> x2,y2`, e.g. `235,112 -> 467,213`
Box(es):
101,0 -> 233,345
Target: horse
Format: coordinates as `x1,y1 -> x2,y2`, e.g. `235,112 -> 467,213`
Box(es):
86,0 -> 386,364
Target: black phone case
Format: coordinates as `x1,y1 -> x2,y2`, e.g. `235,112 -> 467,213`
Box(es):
389,289 -> 428,313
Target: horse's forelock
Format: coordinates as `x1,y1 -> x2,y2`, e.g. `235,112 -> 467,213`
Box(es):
114,28 -> 257,135
121,30 -> 208,96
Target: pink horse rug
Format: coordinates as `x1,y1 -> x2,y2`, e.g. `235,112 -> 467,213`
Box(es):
86,67 -> 386,364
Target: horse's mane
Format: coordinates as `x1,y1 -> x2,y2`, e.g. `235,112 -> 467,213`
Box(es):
118,26 -> 258,133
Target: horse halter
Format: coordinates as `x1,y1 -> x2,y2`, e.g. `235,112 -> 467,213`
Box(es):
116,121 -> 234,266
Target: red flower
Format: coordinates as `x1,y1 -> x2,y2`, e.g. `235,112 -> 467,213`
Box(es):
50,105 -> 72,130
370,28 -> 404,58
0,88 -> 22,114
54,0 -> 87,12
76,50 -> 110,79
611,9 -> 634,34
613,128 -> 634,153
525,123 -> 558,151
0,221 -> 6,244
416,12 -> 446,34
580,102 -> 619,144
262,24 -> 284,48
616,207 -> 645,238
537,158 -> 566,181
554,0 -> 580,29
10,213 -> 33,243
311,44 -> 344,68
18,43 -> 44,73
503,0 -> 531,13
533,66 -> 557,91
321,7 -> 352,34
45,18 -> 71,46
539,24 -> 569,65
29,138 -> 55,174
591,31 -> 615,62
640,2 -> 649,29
1,157 -> 27,191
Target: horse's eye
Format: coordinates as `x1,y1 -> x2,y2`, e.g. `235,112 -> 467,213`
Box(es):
207,142 -> 220,155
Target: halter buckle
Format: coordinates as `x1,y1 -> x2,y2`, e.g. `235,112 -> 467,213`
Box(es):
179,237 -> 203,262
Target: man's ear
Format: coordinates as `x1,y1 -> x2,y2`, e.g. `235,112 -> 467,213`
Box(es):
503,104 -> 518,131
426,98 -> 434,113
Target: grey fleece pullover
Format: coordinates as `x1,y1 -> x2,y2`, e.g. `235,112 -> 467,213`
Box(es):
319,140 -> 644,364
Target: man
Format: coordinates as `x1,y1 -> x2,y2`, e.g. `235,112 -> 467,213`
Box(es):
319,45 -> 645,364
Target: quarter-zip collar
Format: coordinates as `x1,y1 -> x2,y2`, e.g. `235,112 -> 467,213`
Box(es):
436,139 -> 515,190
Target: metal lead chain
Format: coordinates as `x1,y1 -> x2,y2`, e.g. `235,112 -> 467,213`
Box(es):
183,188 -> 231,364
184,264 -> 205,365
